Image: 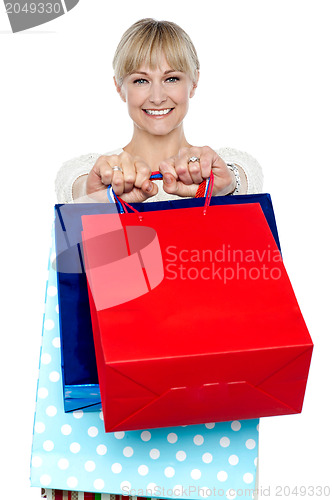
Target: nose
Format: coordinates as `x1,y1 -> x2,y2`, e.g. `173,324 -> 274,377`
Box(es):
149,82 -> 167,106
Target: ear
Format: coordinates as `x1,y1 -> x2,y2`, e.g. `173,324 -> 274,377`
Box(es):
113,76 -> 126,103
189,70 -> 200,98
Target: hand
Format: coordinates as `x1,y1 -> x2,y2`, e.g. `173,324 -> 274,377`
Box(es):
86,152 -> 158,203
159,146 -> 236,197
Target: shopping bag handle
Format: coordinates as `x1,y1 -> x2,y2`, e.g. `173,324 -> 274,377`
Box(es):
107,171 -> 214,217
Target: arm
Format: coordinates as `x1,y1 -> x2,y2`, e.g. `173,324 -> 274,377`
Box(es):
159,146 -> 263,197
216,147 -> 264,194
55,153 -> 101,203
55,151 -> 158,204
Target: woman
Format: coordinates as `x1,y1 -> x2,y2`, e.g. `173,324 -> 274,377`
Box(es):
56,18 -> 263,205
50,18 -> 261,500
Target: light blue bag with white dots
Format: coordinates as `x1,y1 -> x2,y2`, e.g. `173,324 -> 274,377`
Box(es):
30,229 -> 259,498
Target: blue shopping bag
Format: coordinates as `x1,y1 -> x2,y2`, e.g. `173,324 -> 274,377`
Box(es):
55,194 -> 281,412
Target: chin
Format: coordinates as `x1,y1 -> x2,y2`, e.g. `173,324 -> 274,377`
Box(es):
141,125 -> 177,137
147,120 -> 183,136
150,129 -> 174,137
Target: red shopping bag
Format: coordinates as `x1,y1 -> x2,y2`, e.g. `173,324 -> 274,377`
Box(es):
81,199 -> 313,432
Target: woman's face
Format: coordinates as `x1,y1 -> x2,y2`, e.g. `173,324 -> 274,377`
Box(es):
116,54 -> 198,137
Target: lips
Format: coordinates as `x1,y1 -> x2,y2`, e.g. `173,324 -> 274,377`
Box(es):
143,108 -> 174,116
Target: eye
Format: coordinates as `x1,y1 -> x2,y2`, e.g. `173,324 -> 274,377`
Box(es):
165,76 -> 180,83
133,78 -> 149,85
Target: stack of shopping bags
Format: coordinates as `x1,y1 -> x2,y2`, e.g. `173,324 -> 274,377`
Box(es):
30,193 -> 313,497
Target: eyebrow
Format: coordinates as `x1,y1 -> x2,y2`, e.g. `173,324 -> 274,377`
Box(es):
130,69 -> 181,76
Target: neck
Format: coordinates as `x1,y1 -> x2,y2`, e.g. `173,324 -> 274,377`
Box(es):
123,125 -> 191,171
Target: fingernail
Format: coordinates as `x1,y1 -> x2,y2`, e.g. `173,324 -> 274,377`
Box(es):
164,175 -> 172,185
146,182 -> 152,192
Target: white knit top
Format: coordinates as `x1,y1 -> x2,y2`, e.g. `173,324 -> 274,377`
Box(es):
55,147 -> 264,203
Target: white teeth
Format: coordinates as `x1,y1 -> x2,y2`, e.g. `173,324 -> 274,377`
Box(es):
144,108 -> 172,116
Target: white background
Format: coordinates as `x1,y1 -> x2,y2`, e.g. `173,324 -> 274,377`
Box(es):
0,1 -> 331,499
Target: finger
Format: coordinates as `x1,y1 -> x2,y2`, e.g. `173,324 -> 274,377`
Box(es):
159,157 -> 178,179
163,173 -> 197,197
98,159 -> 114,186
121,181 -> 158,203
108,155 -> 124,195
93,154 -> 123,190
141,178 -> 159,199
197,146 -> 215,179
162,172 -> 177,193
187,156 -> 203,184
174,149 -> 193,185
86,156 -> 112,195
205,151 -> 235,195
185,147 -> 205,183
134,158 -> 152,188
120,152 -> 136,193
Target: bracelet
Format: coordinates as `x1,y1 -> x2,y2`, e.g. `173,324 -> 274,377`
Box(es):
226,163 -> 241,195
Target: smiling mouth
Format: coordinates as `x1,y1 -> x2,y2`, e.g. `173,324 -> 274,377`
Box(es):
143,108 -> 174,116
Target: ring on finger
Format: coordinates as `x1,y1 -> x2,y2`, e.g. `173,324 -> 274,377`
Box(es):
112,165 -> 123,173
188,156 -> 200,164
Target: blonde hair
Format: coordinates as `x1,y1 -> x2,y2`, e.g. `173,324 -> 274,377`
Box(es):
113,18 -> 200,86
